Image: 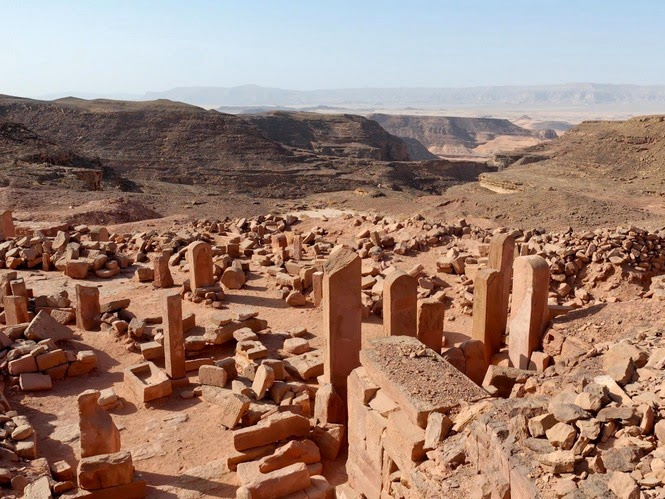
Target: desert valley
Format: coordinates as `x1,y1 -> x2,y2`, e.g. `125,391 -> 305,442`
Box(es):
0,88 -> 664,499
2,3 -> 665,498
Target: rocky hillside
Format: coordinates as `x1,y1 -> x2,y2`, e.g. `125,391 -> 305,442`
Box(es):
370,114 -> 556,159
0,95 -> 495,223
243,111 -> 411,161
440,115 -> 665,230
0,95 -> 296,185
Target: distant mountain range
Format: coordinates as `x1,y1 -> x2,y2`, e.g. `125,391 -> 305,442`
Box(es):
142,83 -> 665,111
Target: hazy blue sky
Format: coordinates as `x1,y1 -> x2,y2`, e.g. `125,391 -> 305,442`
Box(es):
2,0 -> 664,98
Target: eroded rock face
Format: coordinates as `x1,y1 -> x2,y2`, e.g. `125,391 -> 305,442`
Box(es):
78,389 -> 121,458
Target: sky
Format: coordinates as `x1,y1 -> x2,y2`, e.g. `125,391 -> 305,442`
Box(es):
2,0 -> 665,98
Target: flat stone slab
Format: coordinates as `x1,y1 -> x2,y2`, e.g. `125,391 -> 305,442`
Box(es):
283,350 -> 324,380
360,336 -> 489,428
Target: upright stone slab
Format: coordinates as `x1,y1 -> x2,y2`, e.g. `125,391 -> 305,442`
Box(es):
76,285 -> 101,331
163,291 -> 186,380
272,234 -> 287,254
0,211 -> 15,240
471,268 -> 503,363
293,233 -> 303,261
152,253 -> 174,288
3,295 -> 28,325
488,233 -> 515,335
78,389 -> 121,458
323,247 -> 361,400
312,272 -> 324,307
417,298 -> 445,353
509,256 -> 550,369
187,241 -> 214,291
0,271 -> 17,299
10,278 -> 28,298
382,270 -> 417,337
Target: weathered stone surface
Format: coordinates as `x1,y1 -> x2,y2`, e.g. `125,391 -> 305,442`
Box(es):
314,383 -> 345,425
77,451 -> 133,490
236,462 -> 310,499
283,337 -> 310,355
76,285 -> 100,331
201,386 -> 250,429
488,233 -> 515,335
19,372 -> 52,391
424,411 -> 453,450
9,354 -> 38,375
198,365 -> 227,388
460,339 -> 488,386
124,362 -> 172,402
221,266 -> 245,290
3,295 -> 29,325
603,343 -> 638,386
546,422 -> 577,450
323,247 -> 361,401
471,268 -> 502,363
162,292 -> 185,379
312,423 -> 345,460
416,298 -> 444,353
187,241 -> 214,290
608,471 -> 640,499
258,439 -> 320,473
528,413 -> 558,438
233,412 -> 311,451
152,253 -> 174,288
360,336 -> 488,428
78,389 -> 121,458
22,476 -> 52,499
508,256 -> 550,369
383,269 -> 417,337
251,364 -> 275,400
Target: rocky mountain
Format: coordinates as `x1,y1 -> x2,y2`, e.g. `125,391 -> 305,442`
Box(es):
242,111 -> 410,161
0,95 -> 490,214
145,83 -> 665,112
369,114 -> 555,159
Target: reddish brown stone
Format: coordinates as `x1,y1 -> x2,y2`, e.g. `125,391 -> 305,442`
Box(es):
383,269 -> 417,337
323,247 -> 361,401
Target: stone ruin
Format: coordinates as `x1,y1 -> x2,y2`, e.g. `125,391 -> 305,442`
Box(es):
1,208 -> 665,498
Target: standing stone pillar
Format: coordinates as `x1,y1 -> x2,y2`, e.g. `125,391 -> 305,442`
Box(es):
312,271 -> 324,307
3,295 -> 28,325
163,291 -> 186,380
187,241 -> 214,291
76,285 -> 101,331
0,211 -> 15,240
471,268 -> 503,363
488,233 -> 515,335
382,270 -> 417,337
508,256 -> 550,369
0,271 -> 17,299
271,234 -> 287,254
293,233 -> 303,261
152,253 -> 174,288
78,389 -> 121,457
417,298 -> 445,353
323,247 -> 361,400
